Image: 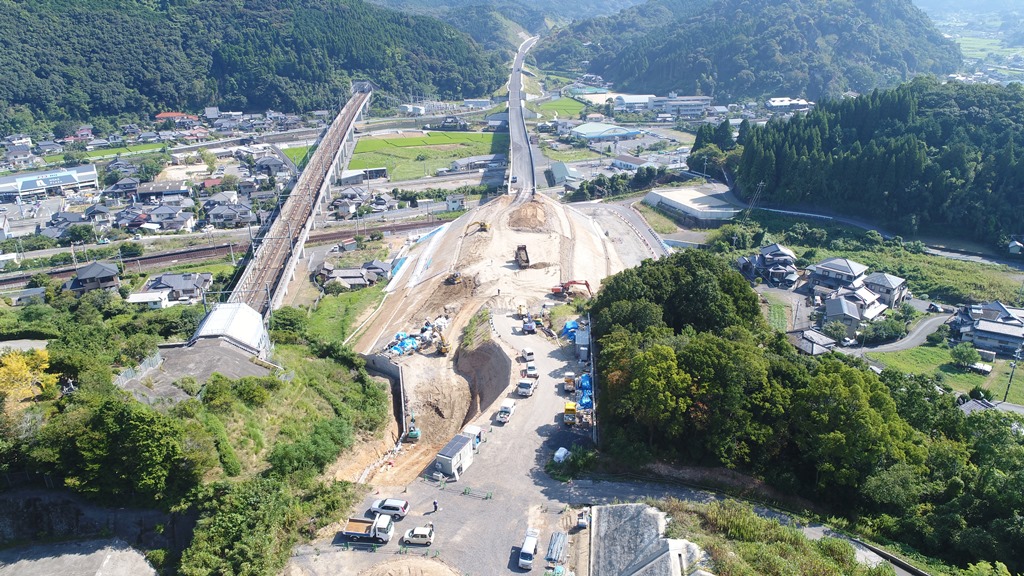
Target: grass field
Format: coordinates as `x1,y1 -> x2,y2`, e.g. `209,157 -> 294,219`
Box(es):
536,97 -> 586,118
762,294 -> 789,333
956,36 -> 1024,60
634,202 -> 680,234
541,146 -> 603,163
349,131 -> 510,182
868,344 -> 1024,404
282,145 -> 316,169
44,142 -> 164,163
306,286 -> 385,343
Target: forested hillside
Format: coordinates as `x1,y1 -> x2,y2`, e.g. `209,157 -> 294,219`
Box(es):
442,3 -> 549,54
0,0 -> 505,132
534,0 -> 961,101
365,0 -> 644,22
591,251 -> 1024,572
736,77 -> 1024,246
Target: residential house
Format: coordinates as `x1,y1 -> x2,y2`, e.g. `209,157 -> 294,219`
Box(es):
333,199 -> 358,219
1010,240 -> 1023,255
204,191 -> 239,209
450,154 -> 506,172
238,179 -> 257,196
126,291 -> 171,310
84,204 -> 111,225
313,261 -> 378,289
63,261 -> 120,295
207,201 -> 254,227
107,159 -> 138,176
147,272 -> 213,302
863,272 -> 909,308
808,257 -> 868,288
138,132 -> 160,143
113,206 -> 147,229
830,285 -> 887,322
255,156 -> 285,175
446,194 -> 466,211
104,177 -> 140,199
121,124 -> 142,137
75,125 -> 94,140
107,134 -> 124,147
362,259 -> 393,281
551,162 -> 582,186
745,243 -> 799,286
86,138 -> 109,151
952,301 -> 1024,354
5,134 -> 32,147
5,145 -> 36,167
823,297 -> 861,339
788,329 -> 837,356
36,141 -> 64,156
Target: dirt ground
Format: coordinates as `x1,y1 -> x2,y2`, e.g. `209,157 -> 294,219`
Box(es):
340,193 -> 641,492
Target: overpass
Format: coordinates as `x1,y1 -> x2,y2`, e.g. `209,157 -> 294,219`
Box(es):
230,87 -> 371,315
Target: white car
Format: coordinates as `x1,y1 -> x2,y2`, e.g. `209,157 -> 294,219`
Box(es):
370,498 -> 410,519
402,525 -> 434,546
525,363 -> 539,379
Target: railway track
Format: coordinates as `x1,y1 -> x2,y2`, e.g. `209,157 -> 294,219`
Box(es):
231,90 -> 371,313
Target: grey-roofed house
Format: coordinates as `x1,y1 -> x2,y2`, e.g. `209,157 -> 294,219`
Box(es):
863,271 -> 909,308
611,154 -> 651,170
208,201 -> 255,227
315,262 -> 378,289
809,257 -> 868,288
362,259 -> 392,281
84,204 -> 111,224
255,156 -> 285,175
450,154 -> 506,172
551,162 -> 582,185
824,297 -> 861,339
953,301 -> 1024,354
137,180 -> 190,203
788,329 -> 837,356
63,261 -> 120,295
36,141 -> 64,155
147,272 -> 213,302
446,194 -> 466,211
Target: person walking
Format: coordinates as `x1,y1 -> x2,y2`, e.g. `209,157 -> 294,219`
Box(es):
433,499 -> 439,513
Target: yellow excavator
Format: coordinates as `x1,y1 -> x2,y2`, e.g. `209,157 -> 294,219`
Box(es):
466,221 -> 489,233
436,330 -> 451,355
445,272 -> 463,285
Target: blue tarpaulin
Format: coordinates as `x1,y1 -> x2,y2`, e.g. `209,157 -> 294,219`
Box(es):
579,373 -> 592,391
560,320 -> 579,337
579,393 -> 593,409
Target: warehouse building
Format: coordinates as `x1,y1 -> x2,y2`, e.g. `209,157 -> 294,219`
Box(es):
569,122 -> 641,142
0,164 -> 99,202
643,187 -> 740,227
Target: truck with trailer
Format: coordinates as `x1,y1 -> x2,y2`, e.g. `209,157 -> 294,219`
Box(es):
514,245 -> 530,268
341,514 -> 394,543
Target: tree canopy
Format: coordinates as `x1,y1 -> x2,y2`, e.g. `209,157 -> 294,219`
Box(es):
590,250 -> 1024,571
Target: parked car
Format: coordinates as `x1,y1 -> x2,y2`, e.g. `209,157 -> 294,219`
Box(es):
402,524 -> 434,546
524,362 -> 539,379
370,498 -> 410,520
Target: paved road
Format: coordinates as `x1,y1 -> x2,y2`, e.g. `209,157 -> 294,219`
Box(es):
859,314 -> 950,354
508,37 -> 539,202
573,200 -> 668,260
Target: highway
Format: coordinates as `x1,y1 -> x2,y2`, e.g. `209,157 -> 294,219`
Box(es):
507,37 -> 539,205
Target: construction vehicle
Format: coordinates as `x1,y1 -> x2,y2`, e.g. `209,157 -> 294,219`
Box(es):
550,280 -> 593,298
563,402 -> 577,425
522,313 -> 537,334
342,514 -> 394,544
514,244 -> 530,268
445,272 -> 463,285
435,329 -> 451,355
466,221 -> 489,233
563,372 -> 576,394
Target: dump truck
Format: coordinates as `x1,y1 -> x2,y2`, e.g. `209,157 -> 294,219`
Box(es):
341,514 -> 394,544
563,402 -> 577,425
514,245 -> 530,268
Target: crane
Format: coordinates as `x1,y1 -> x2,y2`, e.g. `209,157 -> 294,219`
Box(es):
550,280 -> 593,298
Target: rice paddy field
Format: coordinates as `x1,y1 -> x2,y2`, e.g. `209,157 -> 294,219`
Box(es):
348,131 -> 510,182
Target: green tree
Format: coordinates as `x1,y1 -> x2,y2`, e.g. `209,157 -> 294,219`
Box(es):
823,321 -> 848,342
622,344 -> 691,446
951,342 -> 981,368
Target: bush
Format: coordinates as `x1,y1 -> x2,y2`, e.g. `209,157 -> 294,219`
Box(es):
926,324 -> 950,346
268,416 -> 354,476
232,378 -> 270,407
175,376 -> 200,396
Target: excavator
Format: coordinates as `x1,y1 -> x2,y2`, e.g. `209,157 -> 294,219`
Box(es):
466,221 -> 489,233
434,327 -> 451,355
445,272 -> 463,285
550,280 -> 593,299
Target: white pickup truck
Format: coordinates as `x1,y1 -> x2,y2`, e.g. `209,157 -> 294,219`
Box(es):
517,379 -> 537,397
497,399 -> 516,423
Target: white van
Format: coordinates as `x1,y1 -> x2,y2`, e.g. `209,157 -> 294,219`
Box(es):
521,347 -> 535,362
497,399 -> 516,423
519,528 -> 540,569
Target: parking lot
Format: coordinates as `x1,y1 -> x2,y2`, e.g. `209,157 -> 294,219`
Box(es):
288,310 -> 595,575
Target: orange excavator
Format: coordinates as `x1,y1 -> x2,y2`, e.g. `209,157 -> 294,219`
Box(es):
550,280 -> 593,298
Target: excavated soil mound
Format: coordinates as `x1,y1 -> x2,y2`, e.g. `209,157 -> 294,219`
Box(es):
508,201 -> 549,231
358,558 -> 461,576
454,339 -> 512,425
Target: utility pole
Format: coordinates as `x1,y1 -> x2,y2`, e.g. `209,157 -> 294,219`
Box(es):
1005,345 -> 1022,403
